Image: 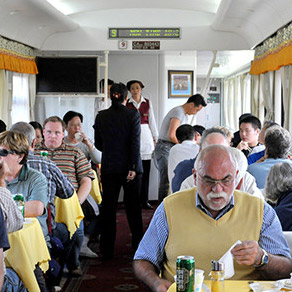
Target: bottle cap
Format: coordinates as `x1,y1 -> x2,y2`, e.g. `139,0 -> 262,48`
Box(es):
211,260 -> 224,271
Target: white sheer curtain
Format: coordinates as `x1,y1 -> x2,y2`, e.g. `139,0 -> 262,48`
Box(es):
262,71 -> 274,121
11,73 -> 30,124
35,95 -> 96,140
222,73 -> 251,131
29,74 -> 36,121
251,74 -> 265,123
0,70 -> 12,126
282,65 -> 292,132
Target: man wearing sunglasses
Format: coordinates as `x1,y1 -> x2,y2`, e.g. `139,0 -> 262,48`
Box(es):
133,145 -> 292,292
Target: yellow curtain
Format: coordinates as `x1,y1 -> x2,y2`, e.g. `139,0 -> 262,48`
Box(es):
250,22 -> 292,75
0,36 -> 38,74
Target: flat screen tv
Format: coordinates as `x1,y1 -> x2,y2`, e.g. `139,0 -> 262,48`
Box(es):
36,57 -> 97,93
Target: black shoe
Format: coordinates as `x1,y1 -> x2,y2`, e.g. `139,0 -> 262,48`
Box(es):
142,202 -> 153,210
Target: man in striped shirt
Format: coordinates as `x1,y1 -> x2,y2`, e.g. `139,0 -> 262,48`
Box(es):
35,116 -> 95,277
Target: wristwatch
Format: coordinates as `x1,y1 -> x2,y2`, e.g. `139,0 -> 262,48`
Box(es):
253,249 -> 269,268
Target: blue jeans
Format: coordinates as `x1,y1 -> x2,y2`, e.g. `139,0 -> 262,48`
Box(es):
2,268 -> 27,292
153,140 -> 173,202
66,220 -> 84,270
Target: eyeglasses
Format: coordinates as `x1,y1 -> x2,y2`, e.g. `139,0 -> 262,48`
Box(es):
198,174 -> 234,188
0,149 -> 15,157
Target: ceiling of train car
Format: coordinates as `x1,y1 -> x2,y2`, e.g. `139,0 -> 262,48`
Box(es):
0,0 -> 290,77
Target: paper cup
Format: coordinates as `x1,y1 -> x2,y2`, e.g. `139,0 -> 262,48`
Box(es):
195,269 -> 204,292
74,132 -> 83,142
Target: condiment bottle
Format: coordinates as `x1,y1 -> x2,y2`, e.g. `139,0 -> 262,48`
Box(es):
211,260 -> 225,292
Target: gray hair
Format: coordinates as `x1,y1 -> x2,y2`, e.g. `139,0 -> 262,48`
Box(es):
200,128 -> 228,149
264,162 -> 292,202
265,126 -> 291,158
10,122 -> 36,145
228,147 -> 247,185
194,145 -> 237,174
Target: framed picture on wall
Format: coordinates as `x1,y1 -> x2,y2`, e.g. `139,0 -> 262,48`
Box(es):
168,70 -> 193,98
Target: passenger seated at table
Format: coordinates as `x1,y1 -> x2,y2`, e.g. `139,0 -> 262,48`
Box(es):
35,116 -> 95,277
0,159 -> 27,291
247,126 -> 292,190
264,162 -> 292,231
63,110 -> 101,258
0,131 -> 49,243
29,121 -> 44,144
10,121 -> 76,286
133,145 -> 292,292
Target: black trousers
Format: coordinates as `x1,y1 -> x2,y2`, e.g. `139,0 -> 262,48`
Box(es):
100,172 -> 143,258
141,160 -> 151,204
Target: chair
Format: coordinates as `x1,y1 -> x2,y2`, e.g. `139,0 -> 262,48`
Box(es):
283,231 -> 292,256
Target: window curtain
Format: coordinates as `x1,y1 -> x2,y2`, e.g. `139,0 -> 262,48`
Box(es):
250,22 -> 292,75
0,36 -> 38,74
251,75 -> 265,123
11,73 -> 30,124
0,70 -> 12,126
262,71 -> 275,121
222,73 -> 251,132
29,74 -> 36,121
35,95 -> 96,140
282,65 -> 292,132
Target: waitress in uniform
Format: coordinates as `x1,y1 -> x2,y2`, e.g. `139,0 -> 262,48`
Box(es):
126,80 -> 158,209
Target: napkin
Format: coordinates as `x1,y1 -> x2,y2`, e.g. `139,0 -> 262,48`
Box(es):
218,240 -> 242,279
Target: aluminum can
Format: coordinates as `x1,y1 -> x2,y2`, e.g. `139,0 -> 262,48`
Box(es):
176,255 -> 195,292
40,151 -> 49,158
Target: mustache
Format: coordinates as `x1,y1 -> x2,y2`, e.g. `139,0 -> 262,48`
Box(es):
206,191 -> 228,200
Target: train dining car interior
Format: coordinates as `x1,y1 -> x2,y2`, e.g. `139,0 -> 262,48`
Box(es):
0,0 -> 292,291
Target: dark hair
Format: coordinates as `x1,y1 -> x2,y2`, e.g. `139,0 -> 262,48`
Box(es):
29,121 -> 43,132
176,124 -> 195,143
63,111 -> 83,125
239,115 -> 261,130
126,80 -> 145,91
186,94 -> 207,107
265,126 -> 291,158
238,113 -> 252,123
99,79 -> 114,88
110,83 -> 128,103
0,120 -> 7,133
193,125 -> 205,136
43,116 -> 66,132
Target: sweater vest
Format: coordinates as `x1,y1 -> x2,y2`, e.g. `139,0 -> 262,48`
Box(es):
163,187 -> 264,281
126,99 -> 150,124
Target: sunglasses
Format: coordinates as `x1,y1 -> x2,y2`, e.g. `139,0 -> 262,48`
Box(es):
0,149 -> 15,157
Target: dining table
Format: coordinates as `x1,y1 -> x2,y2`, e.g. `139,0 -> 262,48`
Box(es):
5,217 -> 51,292
167,280 -> 276,292
54,190 -> 84,238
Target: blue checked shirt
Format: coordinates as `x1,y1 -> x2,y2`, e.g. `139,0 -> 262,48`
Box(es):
134,192 -> 291,271
27,152 -> 74,230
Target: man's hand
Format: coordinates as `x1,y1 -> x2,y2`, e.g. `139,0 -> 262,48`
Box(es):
236,141 -> 250,151
0,161 -> 10,187
231,240 -> 262,266
127,170 -> 136,182
152,278 -> 172,292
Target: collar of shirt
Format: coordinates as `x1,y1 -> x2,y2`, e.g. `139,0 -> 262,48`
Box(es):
195,191 -> 234,220
181,140 -> 196,146
6,164 -> 28,185
128,95 -> 146,107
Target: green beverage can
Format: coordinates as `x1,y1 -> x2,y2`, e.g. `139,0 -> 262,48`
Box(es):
176,255 -> 195,292
40,151 -> 49,158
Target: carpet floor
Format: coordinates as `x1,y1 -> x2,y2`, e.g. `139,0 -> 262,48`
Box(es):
61,202 -> 157,292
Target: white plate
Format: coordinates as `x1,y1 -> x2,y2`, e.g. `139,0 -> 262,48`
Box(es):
275,279 -> 292,289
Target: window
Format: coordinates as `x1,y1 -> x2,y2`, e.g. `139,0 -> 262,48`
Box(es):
11,73 -> 30,124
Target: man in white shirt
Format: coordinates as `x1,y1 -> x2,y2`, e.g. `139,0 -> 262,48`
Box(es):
168,124 -> 199,192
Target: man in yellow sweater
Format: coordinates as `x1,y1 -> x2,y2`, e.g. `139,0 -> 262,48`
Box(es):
133,145 -> 292,292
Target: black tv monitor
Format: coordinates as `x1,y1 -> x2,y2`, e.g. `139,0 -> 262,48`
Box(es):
36,57 -> 97,93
